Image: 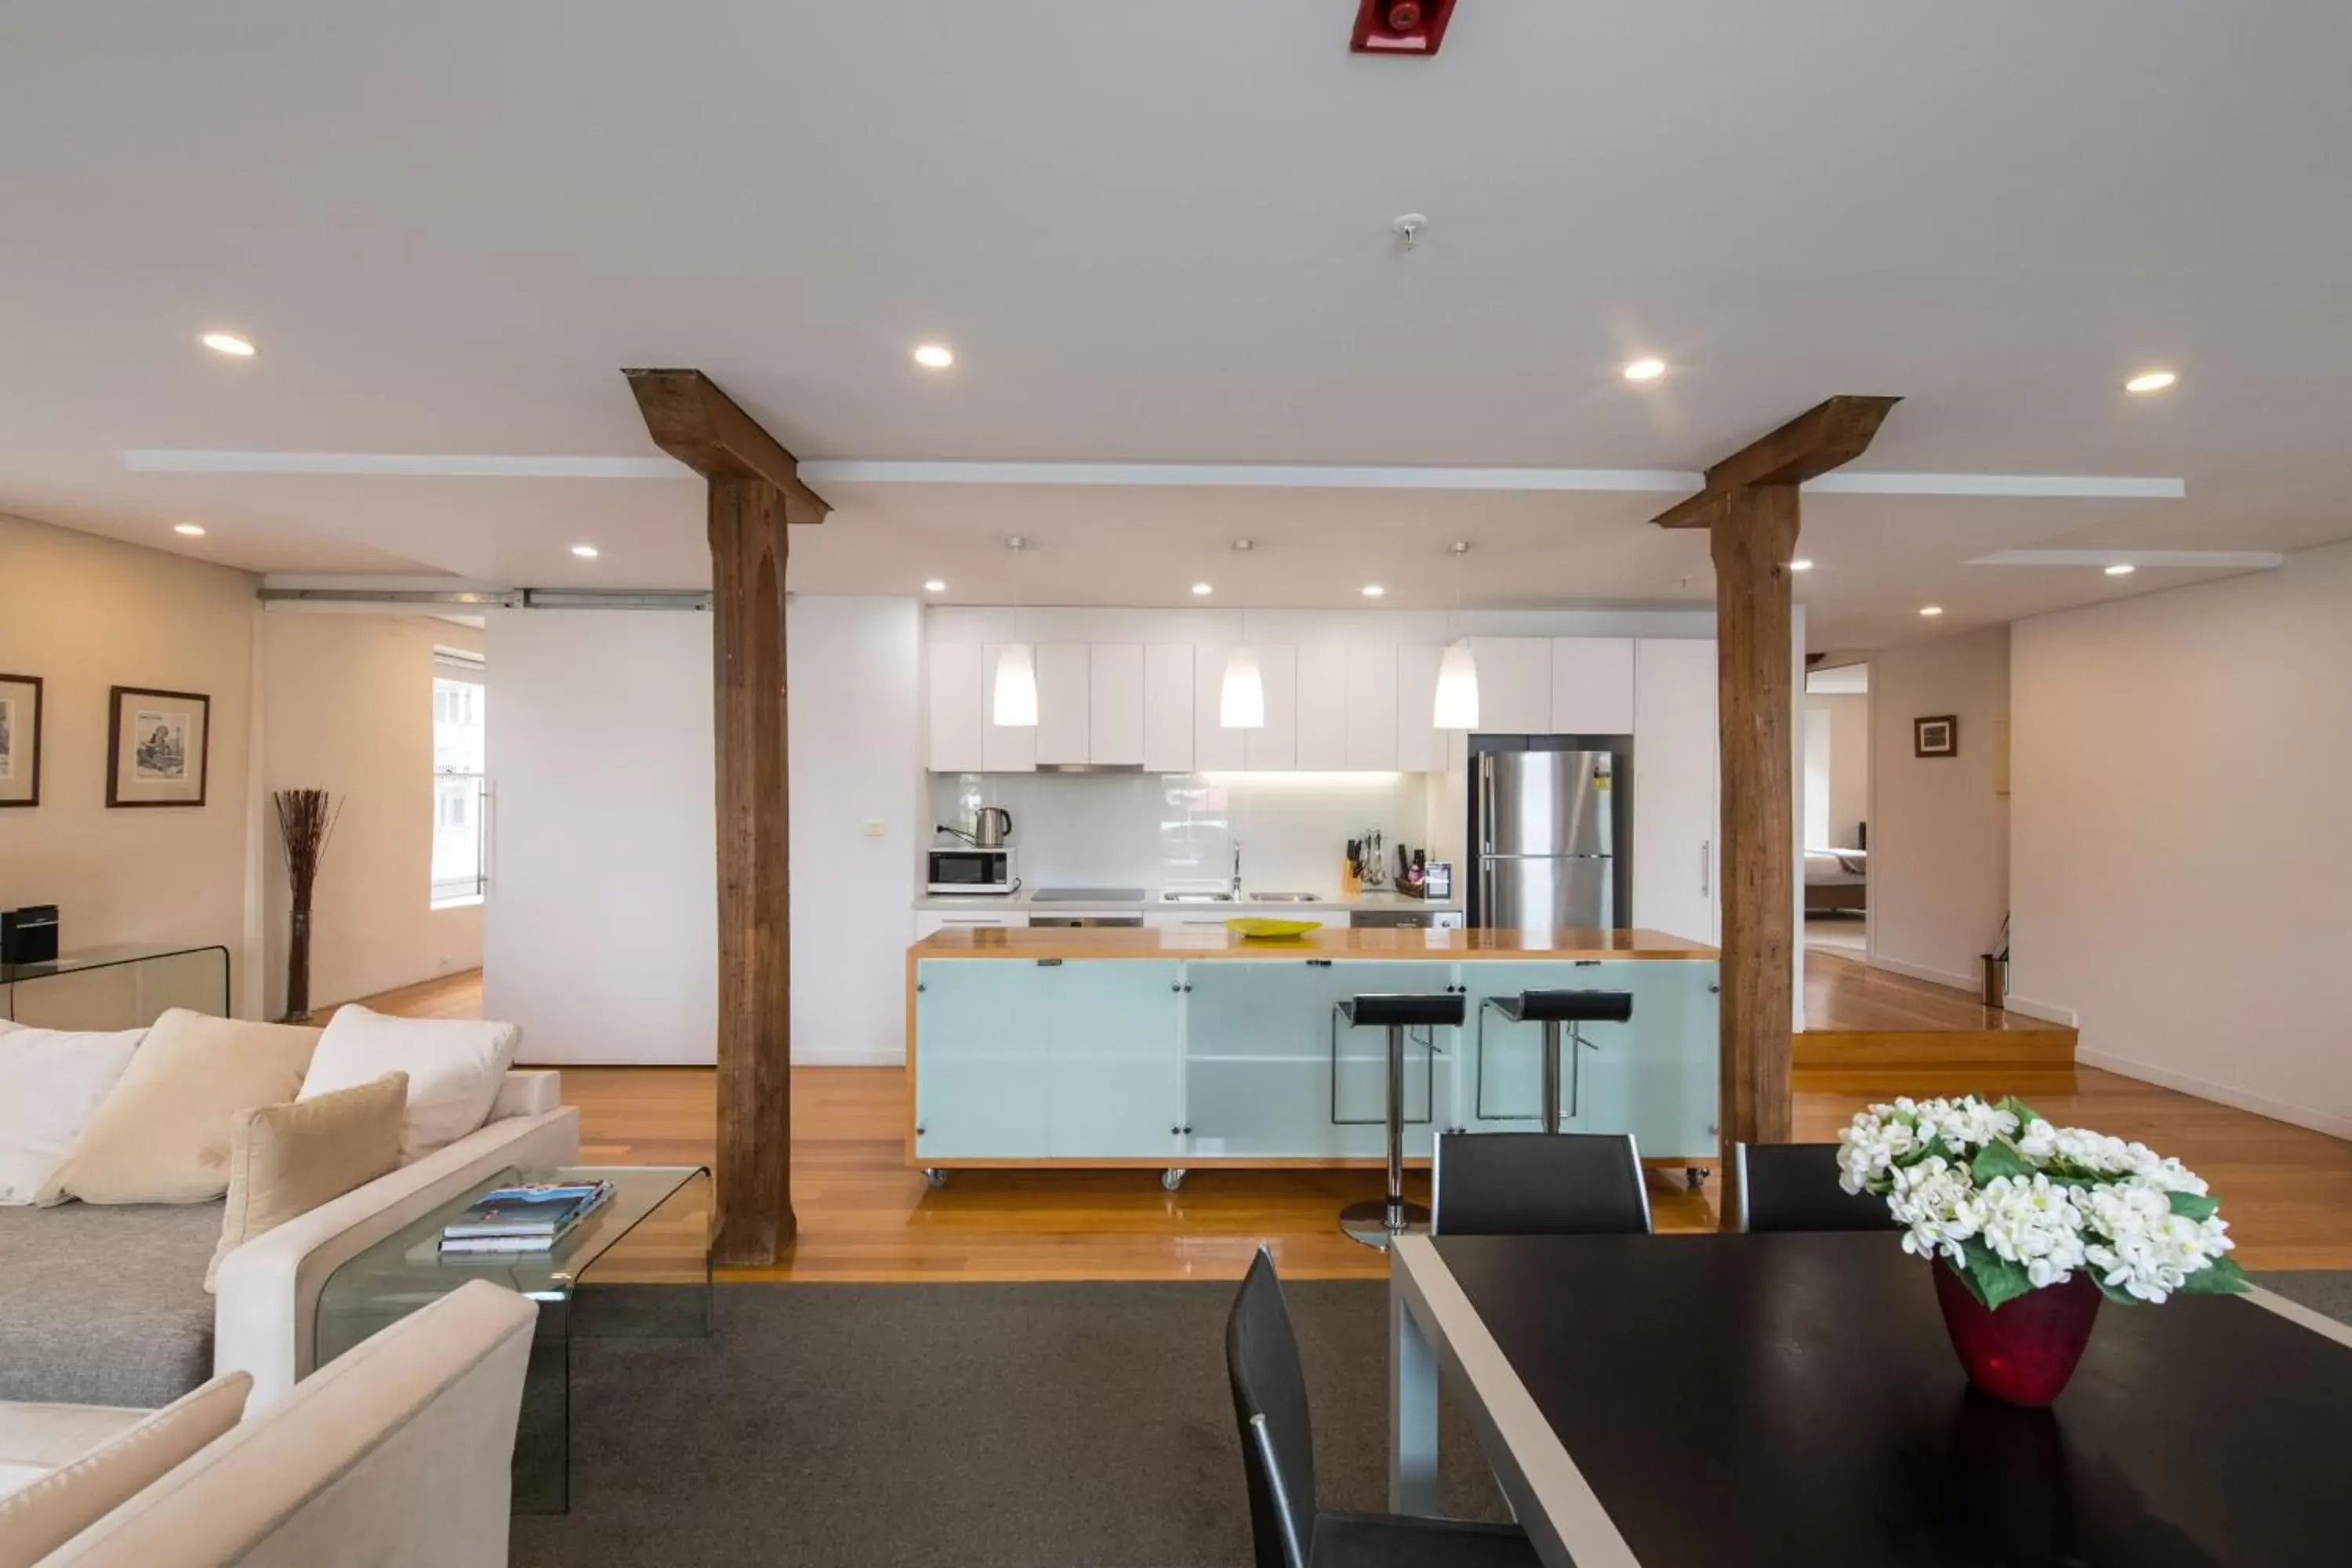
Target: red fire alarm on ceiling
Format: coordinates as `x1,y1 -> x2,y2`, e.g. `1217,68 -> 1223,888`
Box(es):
1352,0 -> 1458,56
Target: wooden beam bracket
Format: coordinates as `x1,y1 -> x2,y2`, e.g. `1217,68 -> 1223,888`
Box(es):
624,368 -> 831,525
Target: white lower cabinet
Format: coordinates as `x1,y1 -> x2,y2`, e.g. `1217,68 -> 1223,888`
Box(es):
913,910 -> 1029,940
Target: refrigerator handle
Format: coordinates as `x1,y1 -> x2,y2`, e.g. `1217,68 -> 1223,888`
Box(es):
1477,753 -> 1496,857
1700,838 -> 1711,897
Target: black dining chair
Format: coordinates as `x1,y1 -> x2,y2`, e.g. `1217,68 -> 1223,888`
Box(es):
1737,1142 -> 1903,1233
1226,1247 -> 1537,1568
1432,1131 -> 1651,1237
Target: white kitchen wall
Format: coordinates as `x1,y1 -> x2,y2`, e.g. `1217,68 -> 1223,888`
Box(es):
2011,542 -> 2352,1138
931,770 -> 1432,894
1868,625 -> 2009,989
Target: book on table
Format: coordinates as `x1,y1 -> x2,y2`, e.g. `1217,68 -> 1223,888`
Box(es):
438,1180 -> 614,1254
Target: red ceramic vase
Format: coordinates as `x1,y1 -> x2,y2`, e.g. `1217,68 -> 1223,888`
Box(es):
1931,1264 -> 2103,1406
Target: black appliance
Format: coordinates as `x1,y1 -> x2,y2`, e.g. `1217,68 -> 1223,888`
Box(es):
2,905 -> 60,967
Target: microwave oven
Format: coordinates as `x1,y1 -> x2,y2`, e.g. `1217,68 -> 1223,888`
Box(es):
927,847 -> 1017,895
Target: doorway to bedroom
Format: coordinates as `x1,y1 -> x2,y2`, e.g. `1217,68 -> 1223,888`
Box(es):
1802,662 -> 1869,960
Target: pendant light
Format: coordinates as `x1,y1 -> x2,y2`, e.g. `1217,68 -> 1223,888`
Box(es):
1218,539 -> 1265,728
1433,540 -> 1480,730
992,536 -> 1040,727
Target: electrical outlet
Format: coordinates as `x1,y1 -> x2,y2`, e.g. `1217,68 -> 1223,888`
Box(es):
861,819 -> 887,839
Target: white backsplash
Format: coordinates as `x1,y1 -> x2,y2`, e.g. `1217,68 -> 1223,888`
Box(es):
930,772 -> 1435,896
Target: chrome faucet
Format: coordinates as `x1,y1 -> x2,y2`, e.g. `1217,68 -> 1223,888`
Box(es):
1230,843 -> 1243,898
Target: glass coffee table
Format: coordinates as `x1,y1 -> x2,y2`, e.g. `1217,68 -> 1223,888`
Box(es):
316,1164 -> 711,1513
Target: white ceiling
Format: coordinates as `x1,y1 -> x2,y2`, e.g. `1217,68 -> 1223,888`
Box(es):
5,2 -> 2349,649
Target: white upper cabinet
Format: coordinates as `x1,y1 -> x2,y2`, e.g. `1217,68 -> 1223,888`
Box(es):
1466,637 -> 1552,734
1549,638 -> 1636,735
1142,645 -> 1194,773
1088,644 -> 1145,766
1632,637 -> 1719,943
927,641 -> 985,773
1243,645 -> 1298,771
1033,643 -> 1091,765
1295,643 -> 1348,771
1192,643 -> 1247,771
980,644 -> 1036,772
1394,645 -> 1441,771
1345,643 -> 1399,771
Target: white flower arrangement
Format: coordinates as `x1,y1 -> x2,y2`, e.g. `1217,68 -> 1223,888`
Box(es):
1838,1095 -> 2247,1308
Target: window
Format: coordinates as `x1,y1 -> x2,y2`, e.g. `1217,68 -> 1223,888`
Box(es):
432,659 -> 488,906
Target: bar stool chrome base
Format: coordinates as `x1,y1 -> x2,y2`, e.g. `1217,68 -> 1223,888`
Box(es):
1339,1197 -> 1431,1249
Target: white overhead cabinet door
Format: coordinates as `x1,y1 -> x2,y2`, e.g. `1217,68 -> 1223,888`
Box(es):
1088,644 -> 1145,766
1550,638 -> 1635,735
1294,643 -> 1348,771
1395,645 -> 1441,771
926,641 -> 985,773
1632,638 -> 1719,942
1466,637 -> 1552,734
1033,643 -> 1091,765
1143,644 -> 1194,773
980,644 -> 1036,772
1345,643 -> 1399,771
1192,643 -> 1247,771
1243,645 -> 1298,771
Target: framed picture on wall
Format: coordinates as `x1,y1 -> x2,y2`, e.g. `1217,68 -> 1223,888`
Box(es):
0,673 -> 41,807
107,686 -> 210,808
1914,714 -> 1959,758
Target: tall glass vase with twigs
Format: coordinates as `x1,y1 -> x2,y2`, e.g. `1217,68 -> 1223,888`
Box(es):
274,788 -> 342,1022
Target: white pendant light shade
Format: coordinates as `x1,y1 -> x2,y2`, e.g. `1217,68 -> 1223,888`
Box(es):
1433,640 -> 1480,730
1220,647 -> 1265,728
993,642 -> 1039,727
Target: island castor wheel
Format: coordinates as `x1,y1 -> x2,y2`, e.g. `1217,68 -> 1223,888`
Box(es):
1161,1168 -> 1188,1192
922,1168 -> 949,1189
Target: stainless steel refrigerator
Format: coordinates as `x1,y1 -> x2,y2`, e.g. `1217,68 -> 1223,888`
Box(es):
1470,746 -> 1618,930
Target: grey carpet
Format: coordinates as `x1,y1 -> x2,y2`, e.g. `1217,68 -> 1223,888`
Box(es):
2251,1269 -> 2352,1327
511,1279 -> 1504,1568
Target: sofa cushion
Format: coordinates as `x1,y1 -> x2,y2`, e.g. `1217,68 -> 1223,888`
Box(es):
41,1011 -> 320,1206
0,1371 -> 249,1567
0,1204 -> 223,1407
299,1007 -> 519,1162
206,1073 -> 406,1291
0,1026 -> 145,1206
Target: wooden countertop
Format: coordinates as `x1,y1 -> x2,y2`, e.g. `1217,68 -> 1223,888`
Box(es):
909,927 -> 1718,962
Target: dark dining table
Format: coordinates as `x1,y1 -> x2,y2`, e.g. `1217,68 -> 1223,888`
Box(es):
1388,1231 -> 2352,1566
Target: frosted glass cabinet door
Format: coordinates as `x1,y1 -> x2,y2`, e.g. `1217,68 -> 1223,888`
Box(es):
1047,960 -> 1182,1159
914,960 -> 1055,1159
1570,960 -> 1721,1162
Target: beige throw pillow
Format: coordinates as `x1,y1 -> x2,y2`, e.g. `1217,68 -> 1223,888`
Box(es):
40,1010 -> 321,1206
0,1371 -> 250,1567
206,1073 -> 408,1291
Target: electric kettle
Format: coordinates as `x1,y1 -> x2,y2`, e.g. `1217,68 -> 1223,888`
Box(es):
971,807 -> 1013,848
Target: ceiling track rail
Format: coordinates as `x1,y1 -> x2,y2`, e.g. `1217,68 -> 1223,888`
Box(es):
257,588 -> 712,611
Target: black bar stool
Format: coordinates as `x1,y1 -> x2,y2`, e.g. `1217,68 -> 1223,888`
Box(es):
1488,990 -> 1633,1133
1336,992 -> 1465,1248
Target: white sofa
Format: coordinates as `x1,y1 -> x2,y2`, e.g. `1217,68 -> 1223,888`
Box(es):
26,1279 -> 536,1566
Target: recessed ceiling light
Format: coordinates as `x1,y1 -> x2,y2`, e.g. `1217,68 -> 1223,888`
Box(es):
1232,538 -> 1255,552
913,343 -> 955,369
201,332 -> 256,358
1788,559 -> 1814,572
2124,370 -> 2177,394
1919,605 -> 1944,617
1191,582 -> 1214,596
924,579 -> 947,593
1623,358 -> 1667,382
2104,563 -> 2136,576
570,544 -> 599,560
1361,584 -> 1386,597
172,523 -> 207,537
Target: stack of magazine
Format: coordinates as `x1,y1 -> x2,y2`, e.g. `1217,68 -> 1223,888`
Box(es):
438,1180 -> 615,1255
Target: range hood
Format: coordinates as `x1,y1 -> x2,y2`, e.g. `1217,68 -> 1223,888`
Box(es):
1034,762 -> 1145,775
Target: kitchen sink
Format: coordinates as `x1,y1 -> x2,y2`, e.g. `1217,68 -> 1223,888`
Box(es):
1247,891 -> 1323,902
1160,890 -> 1234,903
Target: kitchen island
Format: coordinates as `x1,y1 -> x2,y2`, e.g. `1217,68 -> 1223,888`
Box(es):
906,927 -> 1719,1185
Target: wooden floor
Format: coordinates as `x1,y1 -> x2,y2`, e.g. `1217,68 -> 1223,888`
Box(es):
374,968 -> 2352,1278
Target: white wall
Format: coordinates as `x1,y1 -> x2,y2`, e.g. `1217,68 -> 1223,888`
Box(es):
260,612 -> 483,1014
1805,691 -> 1870,849
0,513 -> 261,1013
485,608 -> 718,1065
2012,543 -> 2352,1138
483,595 -> 921,1065
789,596 -> 921,1064
1867,625 -> 2009,989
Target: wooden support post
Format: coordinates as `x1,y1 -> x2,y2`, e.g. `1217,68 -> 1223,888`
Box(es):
1655,397 -> 1897,1229
627,369 -> 826,1266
